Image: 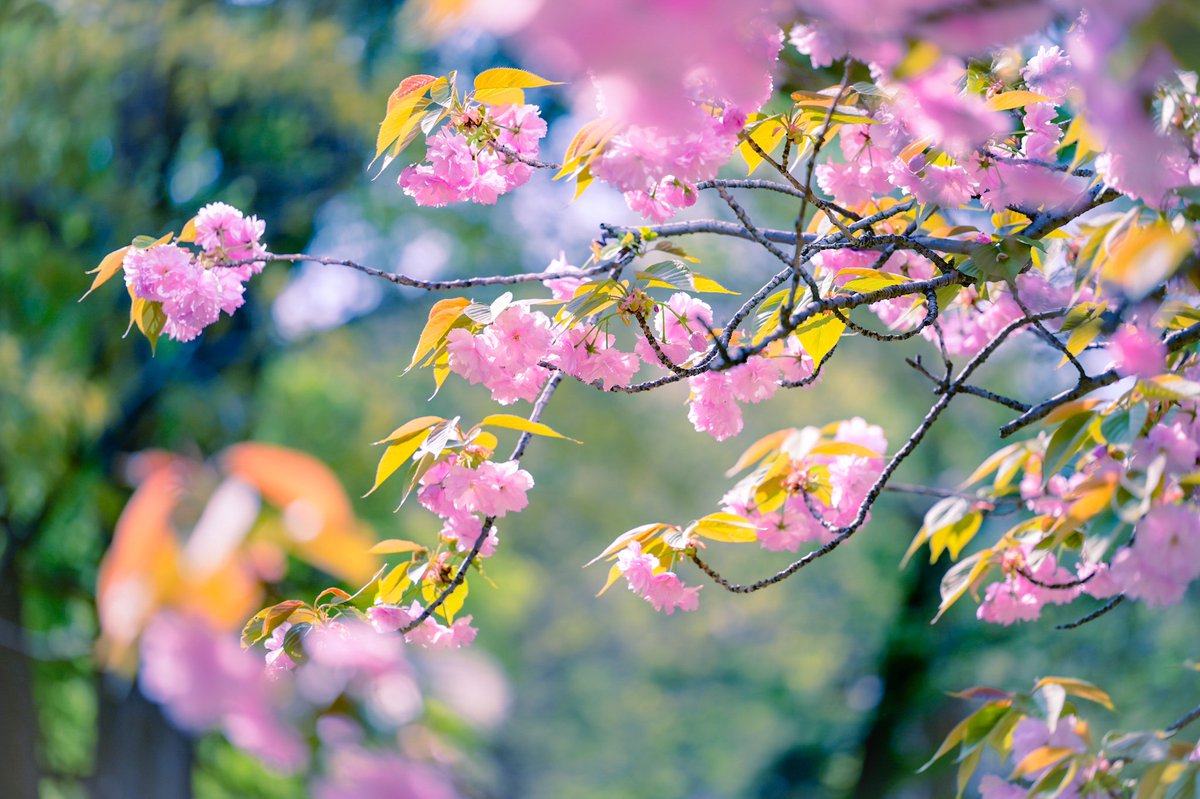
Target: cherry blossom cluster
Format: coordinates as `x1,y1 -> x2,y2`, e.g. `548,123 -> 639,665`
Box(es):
122,202 -> 266,342
722,419 -> 889,551
398,103 -> 547,206
592,102 -> 747,222
688,344 -> 818,441
616,540 -> 702,614
976,404 -> 1200,625
792,8 -> 1200,209
141,611 -> 465,795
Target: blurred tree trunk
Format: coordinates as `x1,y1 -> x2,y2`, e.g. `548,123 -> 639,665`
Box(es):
0,543 -> 41,799
851,554 -> 941,799
91,677 -> 193,799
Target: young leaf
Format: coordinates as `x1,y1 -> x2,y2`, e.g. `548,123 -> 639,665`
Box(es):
727,428 -> 794,476
473,67 -> 561,105
81,246 -> 130,300
422,578 -> 469,623
373,415 -> 445,446
692,512 -> 759,543
795,312 -> 845,363
409,298 -> 471,370
477,414 -> 580,443
364,431 -> 434,498
369,539 -> 426,555
985,90 -> 1050,110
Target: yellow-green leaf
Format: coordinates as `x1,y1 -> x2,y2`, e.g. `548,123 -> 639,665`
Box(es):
369,539 -> 426,555
1010,746 -> 1075,779
795,311 -> 845,363
478,413 -> 580,443
423,578 -> 469,623
809,441 -> 884,459
409,297 -> 471,370
1032,677 -> 1115,711
179,217 -> 197,243
738,115 -> 787,174
727,428 -> 793,476
985,90 -> 1050,111
375,76 -> 440,160
838,268 -> 911,294
377,563 -> 412,604
373,416 -> 444,447
364,432 -> 433,498
692,512 -> 759,543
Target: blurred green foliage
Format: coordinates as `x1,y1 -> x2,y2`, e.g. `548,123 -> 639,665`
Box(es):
1,2 -> 1197,798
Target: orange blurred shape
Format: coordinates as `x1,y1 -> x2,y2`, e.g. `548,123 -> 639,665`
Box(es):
97,444 -> 378,671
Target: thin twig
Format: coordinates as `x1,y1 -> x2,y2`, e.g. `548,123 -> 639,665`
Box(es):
1055,595 -> 1125,630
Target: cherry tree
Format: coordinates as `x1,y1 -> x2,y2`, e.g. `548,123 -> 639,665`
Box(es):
85,0 -> 1200,795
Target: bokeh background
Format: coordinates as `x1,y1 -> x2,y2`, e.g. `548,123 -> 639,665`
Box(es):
2,1 -> 1196,797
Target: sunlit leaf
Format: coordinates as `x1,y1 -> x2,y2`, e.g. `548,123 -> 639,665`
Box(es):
795,311 -> 845,363
82,246 -> 130,300
985,90 -> 1050,110
369,539 -> 426,555
409,298 -> 471,370
477,414 -> 579,443
692,512 -> 759,543
473,67 -> 561,105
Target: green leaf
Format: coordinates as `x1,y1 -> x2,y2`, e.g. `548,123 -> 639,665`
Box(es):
1043,410 -> 1096,486
961,238 -> 1032,282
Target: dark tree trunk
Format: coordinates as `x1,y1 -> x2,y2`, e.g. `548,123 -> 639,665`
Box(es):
851,555 -> 941,799
91,676 -> 194,799
0,546 -> 41,799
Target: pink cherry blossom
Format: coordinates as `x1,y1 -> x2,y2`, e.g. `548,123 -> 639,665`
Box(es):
542,253 -> 586,302
835,417 -> 888,456
398,104 -> 547,207
139,612 -> 307,771
446,306 -> 554,404
687,372 -> 743,441
314,747 -> 458,799
264,622 -> 296,675
1023,45 -> 1073,100
979,775 -> 1029,799
642,571 -> 701,615
193,202 -> 267,277
549,326 -> 640,389
635,293 -> 714,366
440,511 -> 500,558
1111,324 -> 1166,379
1021,102 -> 1062,162
1109,504 -> 1200,606
617,541 -> 659,595
442,460 -> 534,518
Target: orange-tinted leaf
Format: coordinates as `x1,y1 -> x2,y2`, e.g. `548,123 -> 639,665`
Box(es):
82,246 -> 129,300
